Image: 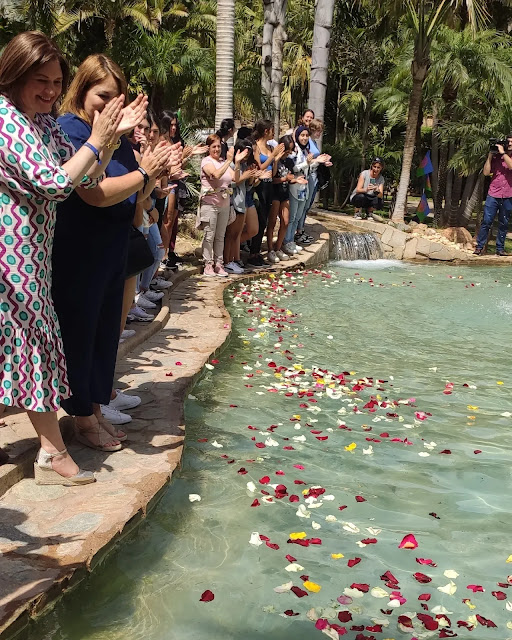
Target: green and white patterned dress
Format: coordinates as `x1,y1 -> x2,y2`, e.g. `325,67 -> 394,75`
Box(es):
0,94 -> 78,411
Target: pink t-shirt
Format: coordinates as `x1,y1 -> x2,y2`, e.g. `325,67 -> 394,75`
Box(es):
488,155 -> 512,198
201,157 -> 233,205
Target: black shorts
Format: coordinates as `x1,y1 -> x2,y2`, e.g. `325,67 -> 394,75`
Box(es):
272,184 -> 289,203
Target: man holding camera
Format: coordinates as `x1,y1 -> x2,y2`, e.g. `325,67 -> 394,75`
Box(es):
474,136 -> 512,256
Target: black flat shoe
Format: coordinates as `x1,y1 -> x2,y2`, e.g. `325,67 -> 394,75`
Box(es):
0,448 -> 9,465
496,250 -> 510,256
473,248 -> 485,255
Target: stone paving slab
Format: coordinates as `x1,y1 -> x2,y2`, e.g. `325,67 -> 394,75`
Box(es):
0,221 -> 329,639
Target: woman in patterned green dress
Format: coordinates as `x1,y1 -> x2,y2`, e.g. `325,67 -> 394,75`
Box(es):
0,32 -> 123,484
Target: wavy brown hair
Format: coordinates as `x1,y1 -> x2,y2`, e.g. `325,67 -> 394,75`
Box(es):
60,54 -> 127,124
0,31 -> 69,111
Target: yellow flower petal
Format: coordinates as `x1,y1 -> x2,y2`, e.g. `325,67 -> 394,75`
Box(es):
331,553 -> 345,559
303,580 -> 322,593
289,531 -> 307,540
344,442 -> 357,451
467,405 -> 479,411
497,381 -> 504,385
506,555 -> 512,563
293,414 -> 301,420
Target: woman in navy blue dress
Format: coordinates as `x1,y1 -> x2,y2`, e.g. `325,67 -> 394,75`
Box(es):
52,54 -> 173,451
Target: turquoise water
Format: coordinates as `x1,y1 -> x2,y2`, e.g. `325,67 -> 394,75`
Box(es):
34,261 -> 512,640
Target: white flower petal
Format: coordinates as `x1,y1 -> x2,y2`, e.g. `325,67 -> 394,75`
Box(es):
370,587 -> 389,598
188,494 -> 201,502
249,532 -> 263,546
285,563 -> 304,572
443,570 -> 459,579
437,581 -> 457,595
274,581 -> 293,593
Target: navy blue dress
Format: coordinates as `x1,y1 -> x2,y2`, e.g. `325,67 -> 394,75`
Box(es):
52,113 -> 138,416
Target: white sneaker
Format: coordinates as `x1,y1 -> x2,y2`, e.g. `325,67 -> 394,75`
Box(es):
121,329 -> 136,339
267,250 -> 280,264
151,277 -> 173,290
283,243 -> 296,256
276,250 -> 290,261
290,242 -> 302,253
135,292 -> 157,309
100,404 -> 132,425
130,305 -> 154,322
354,213 -> 362,219
142,289 -> 164,302
225,261 -> 244,274
109,389 -> 141,411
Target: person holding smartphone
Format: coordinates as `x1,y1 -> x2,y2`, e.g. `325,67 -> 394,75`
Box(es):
350,158 -> 385,219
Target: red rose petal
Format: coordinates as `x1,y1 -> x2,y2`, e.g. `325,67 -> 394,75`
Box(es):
285,554 -> 296,562
355,495 -> 366,502
200,589 -> 214,602
348,557 -> 362,567
413,572 -> 432,583
291,586 -> 308,598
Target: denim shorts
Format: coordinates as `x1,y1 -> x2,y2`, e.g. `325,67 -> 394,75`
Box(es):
246,190 -> 255,208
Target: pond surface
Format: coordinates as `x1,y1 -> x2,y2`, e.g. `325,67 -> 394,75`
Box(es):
34,261 -> 512,640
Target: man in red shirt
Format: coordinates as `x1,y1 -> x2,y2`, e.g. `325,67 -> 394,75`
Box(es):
474,136 -> 512,256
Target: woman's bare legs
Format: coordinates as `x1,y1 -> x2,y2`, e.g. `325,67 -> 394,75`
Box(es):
266,200 -> 280,252
163,192 -> 177,257
276,201 -> 290,252
121,276 -> 137,334
224,214 -> 245,264
241,206 -> 259,244
28,410 -> 80,477
233,212 -> 246,262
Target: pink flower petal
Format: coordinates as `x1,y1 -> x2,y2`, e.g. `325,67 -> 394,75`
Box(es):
398,533 -> 418,549
315,619 -> 329,630
467,584 -> 484,592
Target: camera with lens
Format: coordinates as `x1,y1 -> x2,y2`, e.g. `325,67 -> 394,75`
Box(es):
489,138 -> 508,153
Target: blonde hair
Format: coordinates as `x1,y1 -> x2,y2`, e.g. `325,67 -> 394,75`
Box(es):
309,118 -> 324,134
0,31 -> 69,110
60,54 -> 127,124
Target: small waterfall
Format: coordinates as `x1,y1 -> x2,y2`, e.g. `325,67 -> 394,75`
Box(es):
330,231 -> 383,261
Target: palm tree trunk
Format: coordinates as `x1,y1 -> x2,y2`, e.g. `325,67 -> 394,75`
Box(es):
434,143 -> 448,224
461,172 -> 482,228
271,0 -> 287,136
360,96 -> 372,171
261,0 -> 275,101
431,102 -> 439,199
456,172 -> 475,226
308,0 -> 335,151
441,141 -> 455,226
392,63 -> 428,222
215,0 -> 235,129
447,172 -> 462,227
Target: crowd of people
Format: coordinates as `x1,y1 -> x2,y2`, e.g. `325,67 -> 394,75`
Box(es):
0,31 -> 334,480
198,114 -> 332,273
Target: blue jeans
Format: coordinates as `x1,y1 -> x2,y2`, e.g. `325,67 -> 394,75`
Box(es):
475,195 -> 512,252
138,224 -> 165,290
285,194 -> 308,245
298,174 -> 319,231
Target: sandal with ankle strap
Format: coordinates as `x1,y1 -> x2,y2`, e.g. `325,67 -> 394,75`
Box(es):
34,448 -> 95,486
74,424 -> 122,452
99,419 -> 128,442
